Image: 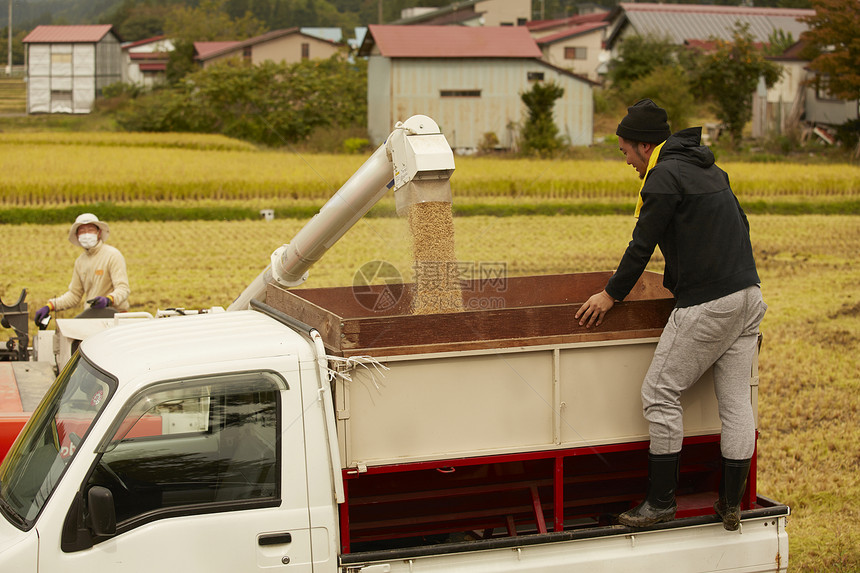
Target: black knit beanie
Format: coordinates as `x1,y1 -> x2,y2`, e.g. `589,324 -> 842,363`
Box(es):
616,99 -> 671,143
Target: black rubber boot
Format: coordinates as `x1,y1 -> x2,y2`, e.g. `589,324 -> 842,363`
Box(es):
714,457 -> 752,531
618,452 -> 680,527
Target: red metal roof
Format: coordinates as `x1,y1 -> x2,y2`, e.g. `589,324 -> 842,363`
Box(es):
536,22 -> 608,45
527,12 -> 609,32
23,25 -> 114,44
367,25 -> 542,58
194,41 -> 241,60
123,35 -> 167,50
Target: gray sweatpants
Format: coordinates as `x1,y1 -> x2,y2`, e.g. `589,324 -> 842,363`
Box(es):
642,286 -> 767,459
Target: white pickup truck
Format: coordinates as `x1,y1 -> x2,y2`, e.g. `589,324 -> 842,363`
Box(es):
0,273 -> 789,573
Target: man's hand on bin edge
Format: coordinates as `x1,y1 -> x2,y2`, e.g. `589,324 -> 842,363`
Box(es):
575,290 -> 616,328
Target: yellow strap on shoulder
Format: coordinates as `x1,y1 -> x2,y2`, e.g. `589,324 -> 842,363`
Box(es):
634,141 -> 666,218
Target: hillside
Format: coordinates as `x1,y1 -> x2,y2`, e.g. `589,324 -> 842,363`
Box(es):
2,0 -> 812,44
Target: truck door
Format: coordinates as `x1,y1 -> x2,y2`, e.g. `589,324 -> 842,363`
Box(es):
41,367 -> 315,573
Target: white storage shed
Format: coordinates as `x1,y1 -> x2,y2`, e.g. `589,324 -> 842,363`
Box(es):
22,25 -> 122,114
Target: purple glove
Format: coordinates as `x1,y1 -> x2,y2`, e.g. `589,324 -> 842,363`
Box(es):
89,296 -> 110,309
34,305 -> 51,325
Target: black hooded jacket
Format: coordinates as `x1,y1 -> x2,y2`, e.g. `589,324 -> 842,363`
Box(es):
605,127 -> 760,308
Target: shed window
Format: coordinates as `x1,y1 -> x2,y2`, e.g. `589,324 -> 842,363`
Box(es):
564,47 -> 587,60
51,53 -> 72,64
815,76 -> 840,102
527,72 -> 545,81
441,90 -> 481,98
301,43 -> 310,60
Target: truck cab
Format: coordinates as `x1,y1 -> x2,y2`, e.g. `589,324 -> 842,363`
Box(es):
0,309 -> 341,572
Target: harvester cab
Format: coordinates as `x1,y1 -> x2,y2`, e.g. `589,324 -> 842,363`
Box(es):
0,289 -> 30,362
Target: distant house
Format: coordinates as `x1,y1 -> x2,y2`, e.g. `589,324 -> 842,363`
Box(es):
391,0 -> 531,27
359,25 -> 596,151
762,41 -> 859,136
603,3 -> 842,137
528,12 -> 609,82
22,25 -> 122,114
122,35 -> 173,90
195,28 -> 344,69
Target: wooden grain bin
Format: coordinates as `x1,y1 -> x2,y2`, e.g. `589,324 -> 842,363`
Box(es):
266,272 -> 751,469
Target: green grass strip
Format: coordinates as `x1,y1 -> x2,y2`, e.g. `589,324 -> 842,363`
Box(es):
1,200 -> 858,225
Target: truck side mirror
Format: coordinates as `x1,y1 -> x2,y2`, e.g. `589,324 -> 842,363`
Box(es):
87,486 -> 117,537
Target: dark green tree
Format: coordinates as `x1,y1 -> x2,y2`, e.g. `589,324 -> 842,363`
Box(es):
624,65 -> 696,133
696,22 -> 782,143
163,0 -> 265,83
117,55 -> 366,147
519,81 -> 565,156
607,34 -> 679,93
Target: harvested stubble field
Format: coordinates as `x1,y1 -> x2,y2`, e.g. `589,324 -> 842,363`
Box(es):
2,215 -> 858,571
0,132 -> 859,571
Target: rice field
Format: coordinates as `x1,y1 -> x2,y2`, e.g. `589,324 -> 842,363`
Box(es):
1,132 -> 858,206
0,130 -> 858,571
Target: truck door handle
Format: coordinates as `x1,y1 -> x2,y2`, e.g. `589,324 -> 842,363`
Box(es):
259,532 -> 292,546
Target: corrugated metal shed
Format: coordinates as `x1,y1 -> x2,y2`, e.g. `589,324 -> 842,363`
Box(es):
23,25 -> 122,114
22,25 -> 114,44
362,25 -> 542,58
607,3 -> 815,48
363,26 -> 594,150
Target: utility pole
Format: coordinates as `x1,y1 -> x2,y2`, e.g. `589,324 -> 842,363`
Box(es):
6,0 -> 11,76
6,0 -> 12,78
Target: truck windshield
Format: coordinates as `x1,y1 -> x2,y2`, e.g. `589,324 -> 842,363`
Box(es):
0,353 -> 114,530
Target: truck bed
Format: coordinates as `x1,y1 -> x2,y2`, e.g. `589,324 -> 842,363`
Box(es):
337,434 -> 770,554
266,271 -> 769,556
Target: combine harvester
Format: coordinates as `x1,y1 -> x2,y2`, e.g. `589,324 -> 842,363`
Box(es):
0,116 -> 788,572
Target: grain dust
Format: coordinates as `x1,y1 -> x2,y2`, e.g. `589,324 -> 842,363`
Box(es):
408,202 -> 464,315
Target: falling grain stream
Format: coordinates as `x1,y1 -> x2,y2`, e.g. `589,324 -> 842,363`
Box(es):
407,202 -> 465,315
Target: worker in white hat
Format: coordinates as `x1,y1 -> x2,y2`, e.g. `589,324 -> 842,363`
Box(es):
34,213 -> 130,325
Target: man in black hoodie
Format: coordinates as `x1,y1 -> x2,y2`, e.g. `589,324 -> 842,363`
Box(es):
575,99 -> 767,531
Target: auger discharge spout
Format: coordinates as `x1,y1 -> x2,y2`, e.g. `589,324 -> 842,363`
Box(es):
227,115 -> 455,311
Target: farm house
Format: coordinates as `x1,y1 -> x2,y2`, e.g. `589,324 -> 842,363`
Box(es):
359,25 -> 596,152
22,25 -> 122,114
195,28 -> 344,69
122,35 -> 173,90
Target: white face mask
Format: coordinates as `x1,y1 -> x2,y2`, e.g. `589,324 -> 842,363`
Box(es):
78,232 -> 99,249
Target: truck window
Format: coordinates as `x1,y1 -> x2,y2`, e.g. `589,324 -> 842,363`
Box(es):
0,354 -> 115,529
85,372 -> 282,532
